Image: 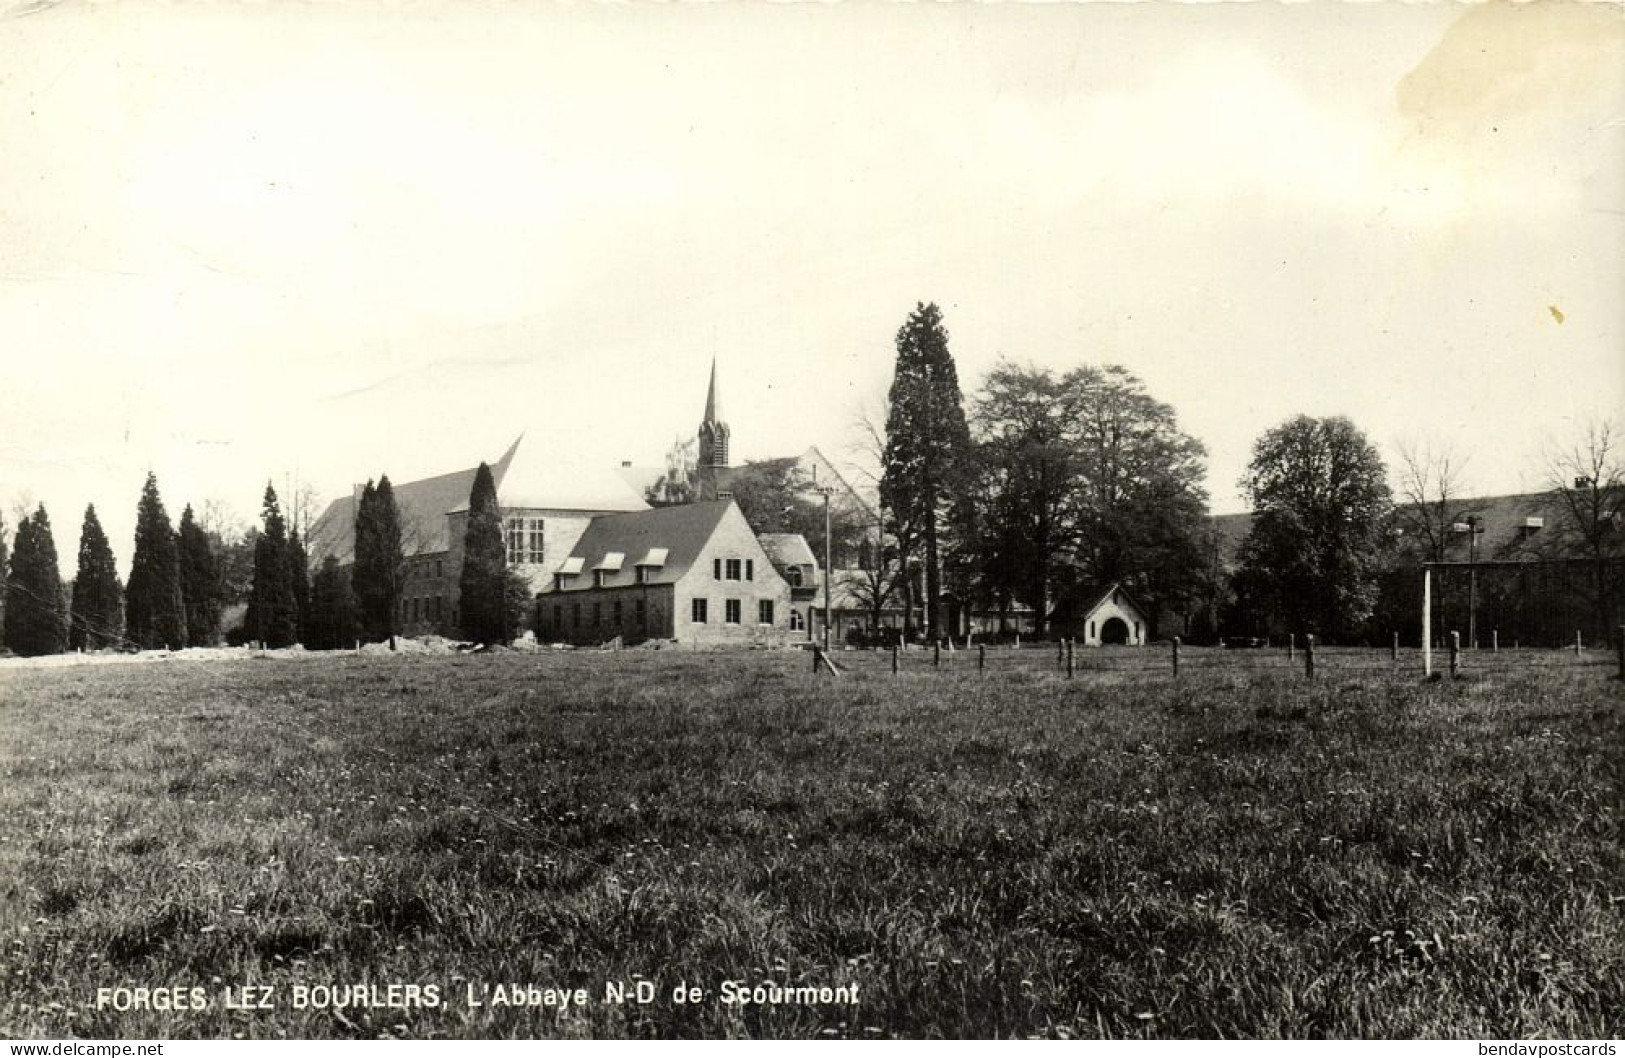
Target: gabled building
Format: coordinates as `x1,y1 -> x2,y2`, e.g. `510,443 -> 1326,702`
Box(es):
306,435 -> 648,637
759,532 -> 818,635
535,499 -> 793,647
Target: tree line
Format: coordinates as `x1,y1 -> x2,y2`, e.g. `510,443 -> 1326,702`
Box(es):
1,459 -> 531,657
860,302 -> 1622,646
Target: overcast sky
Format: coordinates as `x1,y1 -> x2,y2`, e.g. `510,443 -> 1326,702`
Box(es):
2,1 -> 1621,573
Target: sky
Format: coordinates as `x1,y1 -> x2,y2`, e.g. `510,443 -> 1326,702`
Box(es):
2,0 -> 1621,574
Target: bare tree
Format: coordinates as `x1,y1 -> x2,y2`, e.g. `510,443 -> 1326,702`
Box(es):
1393,436 -> 1477,563
1542,417 -> 1625,635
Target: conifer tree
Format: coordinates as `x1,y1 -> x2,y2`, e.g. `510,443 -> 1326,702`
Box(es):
880,302 -> 972,640
352,476 -> 404,647
176,505 -> 222,647
248,483 -> 298,648
4,505 -> 68,656
458,462 -> 508,645
287,527 -> 311,643
69,504 -> 123,650
306,555 -> 359,650
0,513 -> 9,636
126,473 -> 187,650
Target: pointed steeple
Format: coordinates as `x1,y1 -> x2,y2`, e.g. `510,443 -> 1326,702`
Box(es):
703,357 -> 723,425
697,357 -> 731,469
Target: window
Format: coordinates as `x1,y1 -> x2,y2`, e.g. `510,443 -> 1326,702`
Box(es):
790,609 -> 804,631
436,560 -> 443,578
746,559 -> 754,581
593,602 -> 602,627
635,566 -> 649,584
636,598 -> 647,627
572,603 -> 581,629
411,598 -> 419,622
758,600 -> 774,625
713,559 -> 722,580
553,605 -> 562,629
595,570 -> 609,588
612,600 -> 623,625
692,598 -> 708,624
726,558 -> 742,581
787,567 -> 803,587
725,599 -> 741,624
506,517 -> 545,564
528,520 -> 544,563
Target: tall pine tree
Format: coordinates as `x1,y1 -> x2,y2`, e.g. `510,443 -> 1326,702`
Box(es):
306,555 -> 359,650
353,477 -> 404,647
177,505 -> 222,647
126,473 -> 187,650
0,513 -> 9,636
247,484 -> 298,648
287,527 -> 311,643
880,302 -> 971,640
69,504 -> 123,650
3,506 -> 67,656
458,462 -> 508,645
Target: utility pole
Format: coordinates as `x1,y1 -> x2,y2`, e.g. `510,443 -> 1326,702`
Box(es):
820,486 -> 834,652
1466,515 -> 1481,649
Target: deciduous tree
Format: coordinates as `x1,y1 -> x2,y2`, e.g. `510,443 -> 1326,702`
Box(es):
1232,415 -> 1392,642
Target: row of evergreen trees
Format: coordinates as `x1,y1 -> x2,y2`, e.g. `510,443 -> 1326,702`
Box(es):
3,462 -> 525,657
0,475 -> 225,657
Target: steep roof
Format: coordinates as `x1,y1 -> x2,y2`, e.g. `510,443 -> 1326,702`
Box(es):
541,500 -> 739,592
759,532 -> 817,570
450,436 -> 648,514
1049,581 -> 1147,623
306,440 -> 518,564
307,435 -> 646,567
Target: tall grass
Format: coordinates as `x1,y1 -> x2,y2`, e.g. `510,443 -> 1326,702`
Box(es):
1,651 -> 1619,1038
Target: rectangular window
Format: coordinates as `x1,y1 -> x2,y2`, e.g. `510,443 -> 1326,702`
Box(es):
636,598 -> 647,627
506,517 -> 525,565
746,559 -> 754,581
527,519 -> 545,564
726,558 -> 742,581
635,566 -> 649,584
691,598 -> 708,624
612,600 -> 623,625
713,558 -> 722,581
595,570 -> 608,588
411,598 -> 419,622
554,605 -> 562,629
593,602 -> 602,626
725,599 -> 741,624
758,599 -> 774,625
572,603 -> 581,629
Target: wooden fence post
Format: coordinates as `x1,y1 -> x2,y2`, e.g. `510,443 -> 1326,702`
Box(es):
1575,630 -> 1583,656
1288,633 -> 1295,661
978,644 -> 986,672
1172,636 -> 1181,680
891,643 -> 899,675
1057,638 -> 1064,672
934,640 -> 941,668
1066,638 -> 1075,679
1449,631 -> 1461,679
813,645 -> 821,675
1491,629 -> 1498,653
1304,634 -> 1315,680
1616,625 -> 1624,681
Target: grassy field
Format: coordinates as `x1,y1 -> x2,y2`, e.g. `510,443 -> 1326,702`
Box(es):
1,647 -> 1620,1039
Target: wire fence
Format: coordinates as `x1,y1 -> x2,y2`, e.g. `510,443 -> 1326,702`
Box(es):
806,633 -> 1625,682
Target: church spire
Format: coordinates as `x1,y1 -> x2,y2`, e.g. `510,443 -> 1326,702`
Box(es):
697,357 -> 731,469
